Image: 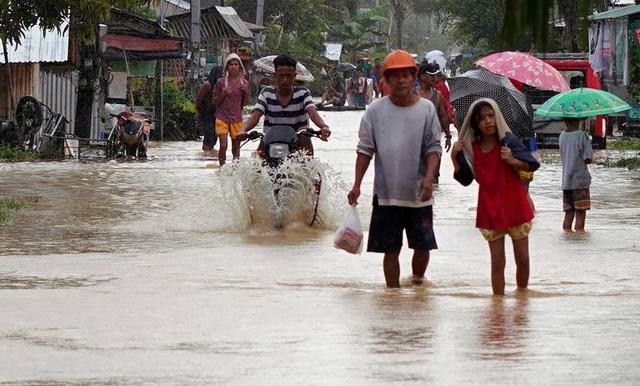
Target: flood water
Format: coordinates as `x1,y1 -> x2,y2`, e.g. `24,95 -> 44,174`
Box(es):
1,110 -> 640,385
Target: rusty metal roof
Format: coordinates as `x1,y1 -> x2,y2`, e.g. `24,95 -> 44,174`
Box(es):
167,5 -> 253,41
589,5 -> 640,21
0,20 -> 69,63
216,6 -> 253,38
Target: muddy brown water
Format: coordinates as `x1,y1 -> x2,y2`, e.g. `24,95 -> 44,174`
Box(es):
1,110 -> 640,384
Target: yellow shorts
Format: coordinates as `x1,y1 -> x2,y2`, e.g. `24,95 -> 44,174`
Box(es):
519,170 -> 534,183
215,119 -> 242,139
479,221 -> 532,242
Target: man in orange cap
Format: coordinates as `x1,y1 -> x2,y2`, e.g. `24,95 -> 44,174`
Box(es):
347,49 -> 442,288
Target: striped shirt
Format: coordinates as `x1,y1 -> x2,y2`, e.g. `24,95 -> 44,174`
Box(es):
253,86 -> 315,132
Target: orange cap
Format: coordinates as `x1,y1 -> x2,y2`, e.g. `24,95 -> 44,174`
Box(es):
382,49 -> 417,77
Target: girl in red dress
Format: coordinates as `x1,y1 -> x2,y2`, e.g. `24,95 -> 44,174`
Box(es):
451,98 -> 539,295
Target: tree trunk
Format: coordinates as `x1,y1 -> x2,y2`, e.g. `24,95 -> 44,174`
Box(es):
559,0 -> 580,52
75,42 -> 97,138
391,0 -> 406,48
392,1 -> 405,48
2,39 -> 15,119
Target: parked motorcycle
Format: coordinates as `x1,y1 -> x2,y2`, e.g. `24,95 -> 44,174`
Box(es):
14,96 -> 68,154
109,111 -> 153,158
242,126 -> 324,228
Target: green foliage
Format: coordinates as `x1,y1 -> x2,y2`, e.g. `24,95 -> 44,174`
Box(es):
0,0 -> 157,46
331,5 -> 390,61
598,139 -> 640,170
599,155 -> 640,170
147,80 -> 196,141
162,81 -> 193,113
131,77 -> 153,107
607,139 -> 640,151
616,157 -> 640,170
0,196 -> 38,225
436,0 -> 504,50
630,40 -> 640,101
0,144 -> 38,161
228,0 -> 389,93
227,0 -> 358,34
437,0 -> 605,53
501,0 -> 554,50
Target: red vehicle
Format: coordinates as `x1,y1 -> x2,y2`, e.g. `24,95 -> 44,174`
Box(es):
527,53 -> 607,149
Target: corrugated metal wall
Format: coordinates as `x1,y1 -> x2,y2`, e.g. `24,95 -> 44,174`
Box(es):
2,65 -> 106,138
39,70 -> 78,134
0,63 -> 36,120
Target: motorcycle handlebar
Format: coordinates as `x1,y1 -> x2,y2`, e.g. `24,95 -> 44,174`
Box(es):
242,127 -> 322,142
299,128 -> 322,137
246,131 -> 263,140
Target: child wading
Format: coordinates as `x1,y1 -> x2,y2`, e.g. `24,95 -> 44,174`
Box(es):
213,53 -> 250,166
559,118 -> 592,231
451,99 -> 540,295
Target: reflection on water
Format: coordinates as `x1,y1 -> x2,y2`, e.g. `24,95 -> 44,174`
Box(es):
1,112 -> 640,384
477,294 -> 530,361
561,230 -> 592,241
369,291 -> 435,355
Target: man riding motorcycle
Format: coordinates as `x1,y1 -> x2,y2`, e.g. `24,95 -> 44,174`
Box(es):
236,54 -> 331,156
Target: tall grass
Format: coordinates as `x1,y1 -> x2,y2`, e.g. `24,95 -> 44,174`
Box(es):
0,197 -> 39,224
607,138 -> 640,151
0,145 -> 38,161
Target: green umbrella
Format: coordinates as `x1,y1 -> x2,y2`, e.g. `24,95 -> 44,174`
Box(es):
534,87 -> 631,118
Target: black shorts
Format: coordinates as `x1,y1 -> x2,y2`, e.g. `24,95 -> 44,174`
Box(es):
367,196 -> 438,253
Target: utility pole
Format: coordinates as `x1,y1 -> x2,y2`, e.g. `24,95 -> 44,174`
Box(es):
255,0 -> 264,56
190,0 -> 202,97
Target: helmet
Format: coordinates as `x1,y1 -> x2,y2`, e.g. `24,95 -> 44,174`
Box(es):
382,49 -> 418,77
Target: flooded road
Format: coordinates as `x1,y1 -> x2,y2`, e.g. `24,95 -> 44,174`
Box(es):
1,110 -> 640,385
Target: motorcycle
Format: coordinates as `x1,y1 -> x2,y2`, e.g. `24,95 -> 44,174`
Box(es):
241,126 -> 324,228
109,111 -> 153,158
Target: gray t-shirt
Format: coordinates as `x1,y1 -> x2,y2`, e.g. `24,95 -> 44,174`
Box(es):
357,97 -> 442,207
559,130 -> 592,190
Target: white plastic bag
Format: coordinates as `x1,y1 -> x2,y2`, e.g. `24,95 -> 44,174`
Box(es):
333,205 -> 364,254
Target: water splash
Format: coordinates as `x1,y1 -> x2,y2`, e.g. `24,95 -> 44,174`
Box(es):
219,154 -> 349,231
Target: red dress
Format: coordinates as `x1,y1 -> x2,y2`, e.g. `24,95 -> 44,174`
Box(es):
473,142 -> 534,230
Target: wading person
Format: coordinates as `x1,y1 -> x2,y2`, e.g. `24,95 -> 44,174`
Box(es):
450,99 -> 540,295
347,68 -> 367,108
195,65 -> 223,155
213,53 -> 250,166
559,118 -> 592,231
347,49 -> 442,288
433,65 -> 457,131
236,54 -> 331,156
417,62 -> 451,184
319,73 -> 346,107
417,62 -> 451,150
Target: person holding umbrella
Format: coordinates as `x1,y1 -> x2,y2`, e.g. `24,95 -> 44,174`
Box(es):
451,98 -> 540,295
559,118 -> 592,231
535,87 -> 632,231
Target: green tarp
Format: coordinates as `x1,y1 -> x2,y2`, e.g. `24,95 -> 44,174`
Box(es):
109,61 -> 156,77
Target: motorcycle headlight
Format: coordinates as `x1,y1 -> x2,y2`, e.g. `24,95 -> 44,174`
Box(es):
268,143 -> 289,159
